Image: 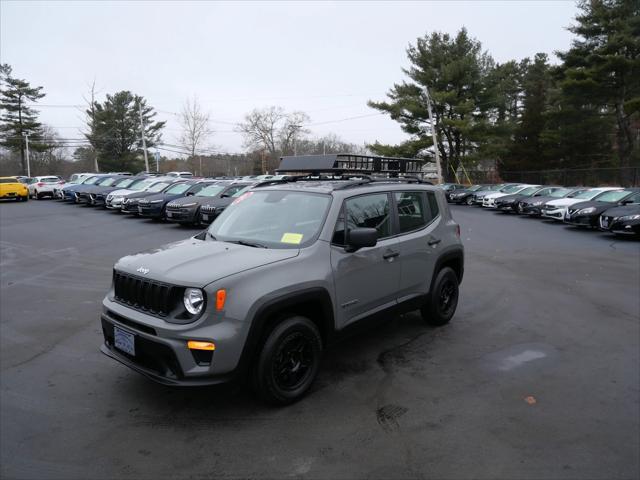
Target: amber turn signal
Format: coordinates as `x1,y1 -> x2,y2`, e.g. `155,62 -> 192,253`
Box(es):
187,340 -> 215,351
216,289 -> 226,311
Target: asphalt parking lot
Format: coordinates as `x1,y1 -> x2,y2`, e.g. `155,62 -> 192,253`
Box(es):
1,200 -> 638,480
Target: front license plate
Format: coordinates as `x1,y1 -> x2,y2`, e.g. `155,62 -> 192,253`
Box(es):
114,326 -> 135,356
202,214 -> 209,221
166,211 -> 173,218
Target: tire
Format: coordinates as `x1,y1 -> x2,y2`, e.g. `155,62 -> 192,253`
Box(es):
34,190 -> 40,200
21,195 -> 28,202
421,267 -> 459,326
253,316 -> 322,405
465,196 -> 473,206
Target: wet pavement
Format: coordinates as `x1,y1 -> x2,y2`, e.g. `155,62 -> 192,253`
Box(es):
1,199 -> 638,479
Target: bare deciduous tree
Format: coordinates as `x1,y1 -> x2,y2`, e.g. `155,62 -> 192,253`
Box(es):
179,96 -> 213,176
236,106 -> 310,172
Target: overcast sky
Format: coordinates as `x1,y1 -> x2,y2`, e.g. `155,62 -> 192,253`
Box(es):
1,0 -> 578,155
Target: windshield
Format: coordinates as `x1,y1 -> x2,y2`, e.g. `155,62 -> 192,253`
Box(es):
469,185 -> 483,191
574,189 -> 608,200
165,183 -> 192,194
39,177 -> 60,183
100,178 -> 118,186
114,178 -> 135,188
594,190 -> 629,203
83,176 -> 100,185
232,185 -> 254,197
489,185 -> 503,190
550,188 -> 571,197
129,179 -> 155,191
519,186 -> 539,196
196,185 -> 225,197
500,185 -> 525,193
148,182 -> 171,193
208,190 -> 331,249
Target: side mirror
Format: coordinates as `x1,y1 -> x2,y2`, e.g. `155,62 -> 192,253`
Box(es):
345,228 -> 378,252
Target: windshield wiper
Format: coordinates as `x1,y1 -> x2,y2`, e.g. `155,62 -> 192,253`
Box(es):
225,239 -> 268,248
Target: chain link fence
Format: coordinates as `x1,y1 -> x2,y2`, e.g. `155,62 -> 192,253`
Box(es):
458,167 -> 640,187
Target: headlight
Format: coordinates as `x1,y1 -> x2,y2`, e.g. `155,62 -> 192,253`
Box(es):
619,214 -> 640,221
532,201 -> 544,206
577,207 -> 596,215
183,288 -> 204,315
181,202 -> 197,207
150,199 -> 163,204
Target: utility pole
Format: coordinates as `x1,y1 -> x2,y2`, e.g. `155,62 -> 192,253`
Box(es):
424,86 -> 443,184
22,132 -> 31,177
138,103 -> 150,173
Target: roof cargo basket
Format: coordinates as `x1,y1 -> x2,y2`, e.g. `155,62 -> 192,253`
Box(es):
277,154 -> 425,177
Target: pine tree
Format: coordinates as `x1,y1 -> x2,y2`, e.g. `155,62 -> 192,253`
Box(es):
0,64 -> 46,175
555,0 -> 640,177
85,91 -> 165,172
368,29 -> 499,181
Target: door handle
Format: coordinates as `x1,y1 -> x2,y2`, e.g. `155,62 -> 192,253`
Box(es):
383,251 -> 400,260
428,238 -> 441,246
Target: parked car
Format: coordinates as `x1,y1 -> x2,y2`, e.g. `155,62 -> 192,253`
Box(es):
197,183 -> 257,226
599,204 -> 640,236
99,160 -> 463,405
439,183 -> 466,201
166,171 -> 194,178
541,187 -> 622,221
447,185 -> 488,205
0,176 -> 29,202
137,180 -> 217,220
28,176 -> 63,199
494,186 -> 561,213
482,184 -> 534,208
564,188 -> 640,228
120,179 -> 177,214
90,176 -> 149,207
516,187 -> 590,216
60,175 -> 108,201
165,181 -> 251,225
470,184 -> 511,205
74,175 -> 126,204
105,176 -> 174,210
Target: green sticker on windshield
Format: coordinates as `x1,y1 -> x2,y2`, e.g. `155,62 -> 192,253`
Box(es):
281,233 -> 303,244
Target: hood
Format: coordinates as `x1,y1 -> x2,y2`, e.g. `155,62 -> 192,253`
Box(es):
115,238 -> 299,286
138,192 -> 177,203
546,198 -> 586,208
485,191 -> 510,199
568,200 -> 616,214
601,205 -> 640,217
124,190 -> 162,200
200,196 -> 234,208
495,193 -> 525,203
107,188 -> 136,197
169,195 -> 214,206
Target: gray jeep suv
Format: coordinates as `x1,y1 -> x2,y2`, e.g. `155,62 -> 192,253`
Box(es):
100,155 -> 464,405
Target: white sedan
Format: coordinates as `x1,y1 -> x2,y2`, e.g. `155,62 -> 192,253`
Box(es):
541,187 -> 623,220
482,184 -> 535,208
28,176 -> 64,199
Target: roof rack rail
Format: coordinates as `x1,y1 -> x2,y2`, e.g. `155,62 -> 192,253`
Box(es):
276,154 -> 426,177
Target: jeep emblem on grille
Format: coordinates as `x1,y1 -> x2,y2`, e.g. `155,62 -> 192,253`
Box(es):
137,266 -> 150,275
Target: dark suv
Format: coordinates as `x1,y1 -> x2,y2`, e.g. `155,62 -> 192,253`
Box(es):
100,155 -> 464,405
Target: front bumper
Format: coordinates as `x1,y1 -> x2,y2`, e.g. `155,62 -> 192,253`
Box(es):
541,207 -> 566,220
138,203 -> 163,218
165,207 -> 198,223
121,202 -> 140,214
482,198 -> 497,208
600,215 -> 640,235
199,208 -> 224,225
563,212 -> 597,227
100,299 -> 248,387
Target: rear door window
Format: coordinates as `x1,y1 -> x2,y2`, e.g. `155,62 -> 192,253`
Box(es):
395,192 -> 428,233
